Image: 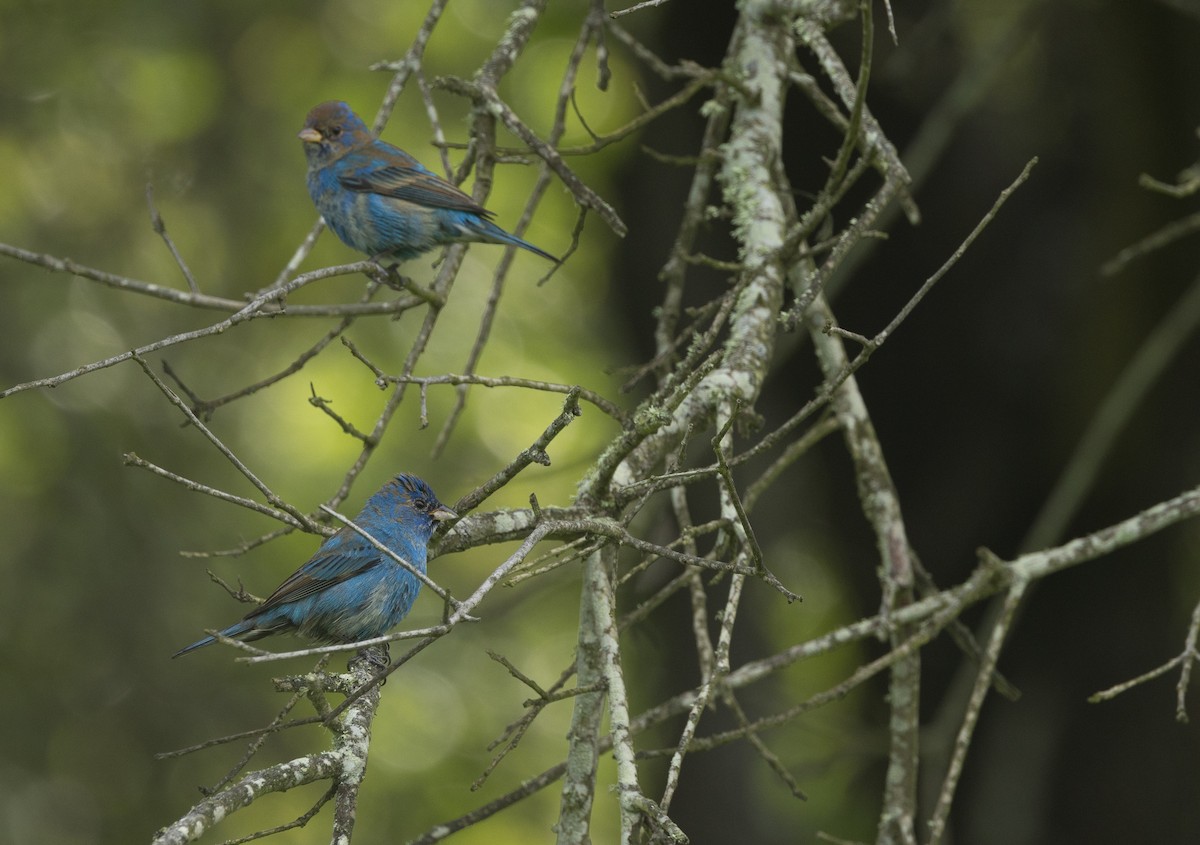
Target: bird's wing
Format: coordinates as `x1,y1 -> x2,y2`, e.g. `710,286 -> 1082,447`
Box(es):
338,150 -> 493,218
250,546 -> 379,615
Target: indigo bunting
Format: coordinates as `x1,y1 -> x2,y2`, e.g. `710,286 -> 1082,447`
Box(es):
174,474 -> 456,656
299,101 -> 556,264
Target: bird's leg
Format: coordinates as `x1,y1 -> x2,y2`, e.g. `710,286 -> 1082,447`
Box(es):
357,642 -> 391,673
368,258 -> 412,292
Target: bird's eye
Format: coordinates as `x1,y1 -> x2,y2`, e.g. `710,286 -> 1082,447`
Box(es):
329,125 -> 342,138
412,498 -> 429,511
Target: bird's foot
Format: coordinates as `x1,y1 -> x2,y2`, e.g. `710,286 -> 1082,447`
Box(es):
366,258 -> 411,291
384,269 -> 413,292
357,643 -> 391,674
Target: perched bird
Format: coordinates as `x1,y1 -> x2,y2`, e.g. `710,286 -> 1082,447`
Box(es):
299,100 -> 556,264
174,474 -> 456,657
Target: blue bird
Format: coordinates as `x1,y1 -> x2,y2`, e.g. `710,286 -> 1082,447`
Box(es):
298,100 -> 556,264
174,474 -> 456,657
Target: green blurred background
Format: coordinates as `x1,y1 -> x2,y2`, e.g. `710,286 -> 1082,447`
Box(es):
2,1 -> 1200,843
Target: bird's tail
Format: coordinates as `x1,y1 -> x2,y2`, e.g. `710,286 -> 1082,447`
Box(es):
470,218 -> 558,263
172,618 -> 256,658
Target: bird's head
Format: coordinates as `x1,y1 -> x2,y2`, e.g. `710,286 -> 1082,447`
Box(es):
376,473 -> 457,539
298,101 -> 372,164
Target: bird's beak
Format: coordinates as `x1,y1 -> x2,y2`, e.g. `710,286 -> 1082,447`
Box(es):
431,505 -> 457,522
298,127 -> 322,144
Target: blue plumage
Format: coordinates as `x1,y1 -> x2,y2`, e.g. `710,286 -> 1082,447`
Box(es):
299,101 -> 556,263
174,474 -> 455,656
